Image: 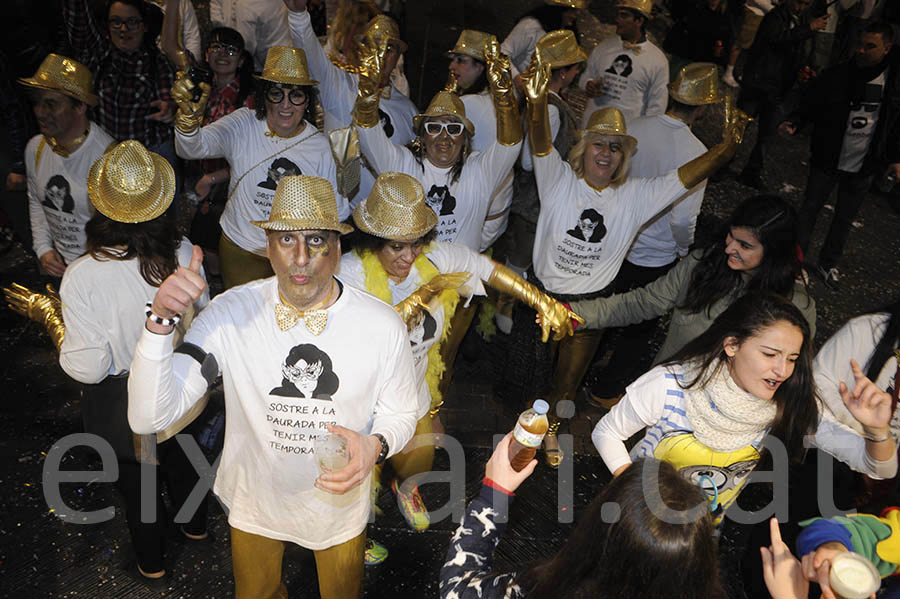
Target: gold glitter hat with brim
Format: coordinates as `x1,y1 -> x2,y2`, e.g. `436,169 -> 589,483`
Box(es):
617,0 -> 652,18
537,30 -> 588,69
582,108 -> 638,156
446,30 -> 492,62
413,91 -> 475,136
87,141 -> 174,223
364,15 -> 408,53
668,62 -> 725,106
254,46 -> 319,86
545,0 -> 589,8
252,175 -> 354,235
18,53 -> 99,106
353,172 -> 437,242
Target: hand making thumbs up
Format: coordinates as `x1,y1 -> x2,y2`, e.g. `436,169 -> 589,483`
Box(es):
146,245 -> 206,334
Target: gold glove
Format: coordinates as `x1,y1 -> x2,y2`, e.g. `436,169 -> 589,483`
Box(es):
394,272 -> 471,331
524,46 -> 552,157
483,36 -> 522,146
352,36 -> 388,128
677,95 -> 752,189
487,264 -> 584,342
171,73 -> 210,134
3,283 -> 66,350
444,71 -> 461,95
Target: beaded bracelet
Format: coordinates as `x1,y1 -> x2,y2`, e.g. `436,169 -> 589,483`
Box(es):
145,302 -> 182,327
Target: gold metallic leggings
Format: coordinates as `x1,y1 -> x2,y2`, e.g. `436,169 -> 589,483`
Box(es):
390,413 -> 435,482
231,527 -> 365,599
219,233 -> 274,289
547,327 -> 605,421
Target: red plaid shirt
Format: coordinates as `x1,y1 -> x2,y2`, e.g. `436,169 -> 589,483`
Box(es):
62,0 -> 175,149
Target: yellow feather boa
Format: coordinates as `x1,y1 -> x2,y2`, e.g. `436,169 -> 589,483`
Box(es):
358,246 -> 459,415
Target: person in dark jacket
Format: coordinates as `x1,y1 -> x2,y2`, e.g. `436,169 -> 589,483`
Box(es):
737,0 -> 828,189
779,21 -> 899,289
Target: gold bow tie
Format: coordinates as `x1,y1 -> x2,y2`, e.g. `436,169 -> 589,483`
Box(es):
274,303 -> 329,334
380,85 -> 392,100
274,282 -> 336,335
622,41 -> 642,54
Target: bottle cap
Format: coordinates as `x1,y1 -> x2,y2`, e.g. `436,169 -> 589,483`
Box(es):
829,552 -> 880,599
532,399 -> 550,414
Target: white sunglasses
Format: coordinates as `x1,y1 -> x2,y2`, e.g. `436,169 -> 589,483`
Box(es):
424,121 -> 464,137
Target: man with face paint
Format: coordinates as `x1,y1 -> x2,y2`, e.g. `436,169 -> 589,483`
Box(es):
129,174 -> 418,599
780,21 -> 900,290
283,0 -> 418,208
19,54 -> 114,277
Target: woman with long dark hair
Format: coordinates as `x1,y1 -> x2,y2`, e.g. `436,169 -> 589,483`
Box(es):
440,448 -> 726,599
571,195 -> 816,373
58,141 -> 210,588
592,292 -> 896,525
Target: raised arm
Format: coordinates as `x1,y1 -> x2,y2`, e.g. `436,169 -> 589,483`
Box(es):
61,0 -> 107,60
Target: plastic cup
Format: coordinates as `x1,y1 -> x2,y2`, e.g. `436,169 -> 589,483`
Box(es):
829,552 -> 880,599
313,433 -> 350,474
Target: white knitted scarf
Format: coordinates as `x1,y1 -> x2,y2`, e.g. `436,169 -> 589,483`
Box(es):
684,360 -> 777,453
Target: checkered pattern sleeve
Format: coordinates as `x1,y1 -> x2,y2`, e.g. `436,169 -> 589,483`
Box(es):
62,0 -> 107,69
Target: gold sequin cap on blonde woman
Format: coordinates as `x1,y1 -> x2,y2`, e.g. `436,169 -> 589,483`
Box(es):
582,108 -> 638,156
352,172 -> 438,241
87,141 -> 175,223
253,175 -> 354,234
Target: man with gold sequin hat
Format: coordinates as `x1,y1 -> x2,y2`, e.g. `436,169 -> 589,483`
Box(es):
130,172 -> 419,598
587,62 -> 727,405
283,0 -> 419,208
18,53 -> 114,278
580,0 -> 670,125
172,44 -> 347,290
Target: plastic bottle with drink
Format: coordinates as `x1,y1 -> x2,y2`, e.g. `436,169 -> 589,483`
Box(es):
508,399 -> 550,471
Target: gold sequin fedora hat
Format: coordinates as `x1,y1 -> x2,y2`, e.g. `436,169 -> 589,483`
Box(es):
537,30 -> 588,69
545,0 -> 589,8
254,46 -> 319,86
18,53 -> 98,106
582,108 -> 637,156
87,141 -> 175,223
253,175 -> 353,234
413,91 -> 475,136
353,172 -> 437,241
364,15 -> 408,53
668,62 -> 724,106
446,30 -> 492,62
617,0 -> 652,18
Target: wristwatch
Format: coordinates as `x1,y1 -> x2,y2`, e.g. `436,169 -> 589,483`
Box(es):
373,433 -> 389,465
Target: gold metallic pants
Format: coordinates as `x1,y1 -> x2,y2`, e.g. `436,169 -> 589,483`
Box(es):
547,327 -> 605,421
390,413 -> 435,482
231,527 -> 365,599
437,301 -> 477,399
219,233 -> 274,289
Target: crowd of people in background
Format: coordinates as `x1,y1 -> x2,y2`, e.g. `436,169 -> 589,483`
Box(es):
2,0 -> 900,597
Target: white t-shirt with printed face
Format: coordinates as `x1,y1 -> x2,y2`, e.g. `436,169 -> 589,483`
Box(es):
25,124 -> 115,263
175,108 -> 346,255
838,71 -> 886,173
580,36 -> 669,126
532,148 -> 687,295
338,241 -> 493,417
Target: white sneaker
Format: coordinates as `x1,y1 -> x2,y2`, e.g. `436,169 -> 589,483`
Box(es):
723,71 -> 740,88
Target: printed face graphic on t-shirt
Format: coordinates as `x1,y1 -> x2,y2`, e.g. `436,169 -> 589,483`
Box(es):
378,108 -> 395,138
426,185 -> 457,216
606,54 -> 633,77
259,157 -> 302,190
409,309 -> 437,347
270,343 -> 340,399
566,208 -> 607,243
43,174 -> 75,213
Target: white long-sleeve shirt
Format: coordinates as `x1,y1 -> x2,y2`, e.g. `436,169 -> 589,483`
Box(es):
532,148 -> 688,295
815,313 -> 899,437
59,239 -> 209,384
175,108 -> 346,255
356,120 -> 521,251
128,277 -> 418,549
624,114 -> 708,267
156,0 -> 202,62
287,9 -> 418,206
338,241 -> 494,418
209,0 -> 292,72
592,364 -> 898,516
25,124 -> 114,264
580,36 -> 669,126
